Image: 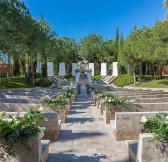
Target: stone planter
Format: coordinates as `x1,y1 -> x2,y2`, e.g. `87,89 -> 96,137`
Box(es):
100,100 -> 105,115
1,134 -> 44,162
65,104 -> 71,114
129,133 -> 168,162
105,106 -> 118,123
97,98 -> 100,109
40,112 -> 61,140
58,108 -> 68,123
93,94 -> 97,105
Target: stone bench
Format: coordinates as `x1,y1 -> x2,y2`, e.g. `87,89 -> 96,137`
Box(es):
1,134 -> 50,162
5,112 -> 61,140
114,111 -> 168,141
128,133 -> 168,162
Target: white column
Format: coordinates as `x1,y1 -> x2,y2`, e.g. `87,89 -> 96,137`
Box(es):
87,72 -> 92,85
101,63 -> 107,76
89,63 -> 94,76
112,62 -> 118,76
36,61 -> 42,74
72,63 -> 78,76
59,63 -> 66,76
75,72 -> 80,86
47,62 -> 54,76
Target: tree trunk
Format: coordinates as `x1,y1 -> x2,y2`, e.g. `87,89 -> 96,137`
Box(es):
127,64 -> 130,74
133,66 -> 136,87
153,65 -> 156,80
145,63 -> 148,75
160,66 -> 163,79
26,59 -> 31,82
6,54 -> 11,81
139,63 -> 142,79
31,61 -> 35,86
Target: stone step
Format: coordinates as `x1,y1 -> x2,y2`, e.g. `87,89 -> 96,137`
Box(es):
41,140 -> 50,162
126,140 -> 138,162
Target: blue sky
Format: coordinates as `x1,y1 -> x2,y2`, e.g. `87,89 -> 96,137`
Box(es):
22,0 -> 165,41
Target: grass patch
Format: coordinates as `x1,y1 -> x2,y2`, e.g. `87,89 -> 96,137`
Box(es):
0,77 -> 32,89
64,74 -> 75,81
130,78 -> 168,88
91,75 -> 103,81
114,74 -> 134,87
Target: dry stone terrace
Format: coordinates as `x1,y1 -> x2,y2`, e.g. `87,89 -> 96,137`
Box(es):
1,85 -> 168,161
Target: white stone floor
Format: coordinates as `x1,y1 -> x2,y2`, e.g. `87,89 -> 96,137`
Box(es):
47,87 -> 130,162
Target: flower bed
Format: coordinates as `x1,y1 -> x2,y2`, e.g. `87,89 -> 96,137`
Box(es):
104,96 -> 135,123
40,90 -> 76,123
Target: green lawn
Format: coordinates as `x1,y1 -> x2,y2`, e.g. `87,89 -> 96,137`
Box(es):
130,78 -> 168,88
0,77 -> 32,89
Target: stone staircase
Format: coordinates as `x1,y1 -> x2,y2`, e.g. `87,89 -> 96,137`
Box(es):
79,73 -> 88,84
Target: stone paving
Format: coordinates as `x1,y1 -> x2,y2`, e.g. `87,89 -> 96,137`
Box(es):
47,87 -> 130,162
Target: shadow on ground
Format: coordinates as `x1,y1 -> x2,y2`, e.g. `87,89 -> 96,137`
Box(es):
47,152 -> 106,162
159,80 -> 168,86
66,117 -> 95,124
69,111 -> 86,115
56,130 -> 104,142
47,152 -> 130,162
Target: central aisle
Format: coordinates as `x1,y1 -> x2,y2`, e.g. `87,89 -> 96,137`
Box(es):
47,87 -> 130,162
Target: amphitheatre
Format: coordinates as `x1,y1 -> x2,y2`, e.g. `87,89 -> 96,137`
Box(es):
1,0 -> 168,162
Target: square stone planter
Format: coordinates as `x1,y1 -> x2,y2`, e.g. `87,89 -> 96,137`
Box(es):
128,133 -> 168,162
105,106 -> 118,124
100,100 -> 105,115
40,112 -> 61,140
65,104 -> 71,114
58,108 -> 68,123
1,134 -> 49,162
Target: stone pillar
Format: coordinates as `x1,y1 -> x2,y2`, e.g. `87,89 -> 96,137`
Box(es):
47,62 -> 54,77
72,63 -> 78,76
36,61 -> 42,74
75,72 -> 80,86
89,63 -> 94,76
59,63 -> 65,76
112,62 -> 118,76
87,72 -> 92,85
101,63 -> 107,76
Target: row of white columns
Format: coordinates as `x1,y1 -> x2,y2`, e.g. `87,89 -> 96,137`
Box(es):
60,62 -> 118,77
36,62 -> 118,77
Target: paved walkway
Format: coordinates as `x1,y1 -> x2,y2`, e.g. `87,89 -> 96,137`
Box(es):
47,87 -> 130,162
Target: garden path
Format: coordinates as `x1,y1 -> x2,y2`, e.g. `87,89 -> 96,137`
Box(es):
47,86 -> 130,162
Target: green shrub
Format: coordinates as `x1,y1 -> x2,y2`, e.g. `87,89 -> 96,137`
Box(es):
91,75 -> 102,81
35,78 -> 52,87
0,109 -> 45,157
114,74 -> 134,87
64,74 -> 75,81
142,113 -> 168,145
